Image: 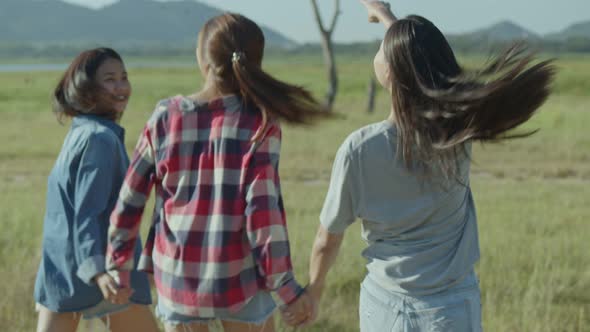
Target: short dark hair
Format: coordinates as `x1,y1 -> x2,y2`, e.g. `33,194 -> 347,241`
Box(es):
53,47 -> 124,122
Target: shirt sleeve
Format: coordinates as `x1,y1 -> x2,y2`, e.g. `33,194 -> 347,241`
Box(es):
244,124 -> 304,307
106,123 -> 156,287
74,134 -> 117,285
320,140 -> 356,233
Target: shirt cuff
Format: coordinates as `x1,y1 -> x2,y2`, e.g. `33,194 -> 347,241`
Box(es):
272,274 -> 305,307
76,255 -> 106,285
107,270 -> 131,288
138,254 -> 154,273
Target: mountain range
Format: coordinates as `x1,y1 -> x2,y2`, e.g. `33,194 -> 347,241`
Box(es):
0,0 -> 297,48
546,21 -> 590,40
458,20 -> 590,42
0,0 -> 588,53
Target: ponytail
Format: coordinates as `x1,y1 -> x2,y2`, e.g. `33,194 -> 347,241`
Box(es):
198,13 -> 328,141
231,52 -> 327,140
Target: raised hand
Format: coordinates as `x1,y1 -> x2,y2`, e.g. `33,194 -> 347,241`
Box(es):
359,0 -> 397,27
94,272 -> 134,305
280,291 -> 317,327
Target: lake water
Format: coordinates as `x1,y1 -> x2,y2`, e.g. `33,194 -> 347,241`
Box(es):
0,62 -> 195,73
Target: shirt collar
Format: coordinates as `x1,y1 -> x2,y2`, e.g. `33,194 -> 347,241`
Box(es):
72,114 -> 125,140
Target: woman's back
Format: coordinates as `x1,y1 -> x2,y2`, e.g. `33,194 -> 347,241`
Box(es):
110,95 -> 303,317
320,120 -> 479,295
151,95 -> 265,215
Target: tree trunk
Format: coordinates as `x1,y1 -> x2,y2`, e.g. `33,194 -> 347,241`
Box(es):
367,77 -> 376,113
320,32 -> 338,110
311,0 -> 341,111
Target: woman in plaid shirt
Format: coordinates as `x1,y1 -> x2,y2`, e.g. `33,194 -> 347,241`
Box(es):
103,13 -> 325,332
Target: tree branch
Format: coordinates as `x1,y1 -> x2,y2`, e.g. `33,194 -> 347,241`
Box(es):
310,0 -> 341,110
310,0 -> 327,34
328,0 -> 341,34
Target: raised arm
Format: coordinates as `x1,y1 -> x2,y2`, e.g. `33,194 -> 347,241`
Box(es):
360,0 -> 397,29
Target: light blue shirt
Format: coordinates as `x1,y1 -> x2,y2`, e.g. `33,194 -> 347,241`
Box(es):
34,114 -> 151,312
321,120 -> 480,295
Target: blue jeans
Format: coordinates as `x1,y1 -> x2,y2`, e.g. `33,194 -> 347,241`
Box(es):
359,272 -> 482,332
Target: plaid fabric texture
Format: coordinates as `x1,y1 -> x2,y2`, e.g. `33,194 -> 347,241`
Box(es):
106,95 -> 303,317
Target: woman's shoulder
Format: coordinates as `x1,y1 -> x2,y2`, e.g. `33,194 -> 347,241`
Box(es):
340,121 -> 393,155
154,95 -> 194,113
57,127 -> 119,170
71,116 -> 120,147
143,95 -> 190,126
79,130 -> 120,158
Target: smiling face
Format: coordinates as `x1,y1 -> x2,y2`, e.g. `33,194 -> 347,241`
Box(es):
94,58 -> 131,114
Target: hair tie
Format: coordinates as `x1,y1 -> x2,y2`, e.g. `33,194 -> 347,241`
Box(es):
232,51 -> 245,63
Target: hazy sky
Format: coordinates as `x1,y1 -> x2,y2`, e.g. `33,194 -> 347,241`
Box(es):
63,0 -> 590,43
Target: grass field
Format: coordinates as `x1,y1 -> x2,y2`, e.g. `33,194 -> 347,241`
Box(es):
0,53 -> 588,331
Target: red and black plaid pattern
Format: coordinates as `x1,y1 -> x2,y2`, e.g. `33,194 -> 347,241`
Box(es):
106,95 -> 303,317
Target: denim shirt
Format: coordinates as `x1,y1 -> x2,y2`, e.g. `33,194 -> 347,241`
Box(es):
34,114 -> 151,312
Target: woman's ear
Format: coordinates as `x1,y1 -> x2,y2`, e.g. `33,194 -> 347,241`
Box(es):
201,62 -> 210,77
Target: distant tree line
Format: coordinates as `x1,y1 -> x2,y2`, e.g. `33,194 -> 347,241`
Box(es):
447,36 -> 590,54
1,37 -> 590,60
0,42 -> 196,59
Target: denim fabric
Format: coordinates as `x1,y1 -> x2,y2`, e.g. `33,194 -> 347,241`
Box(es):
359,271 -> 482,332
156,290 -> 276,326
36,301 -> 131,320
34,114 -> 151,312
77,301 -> 131,320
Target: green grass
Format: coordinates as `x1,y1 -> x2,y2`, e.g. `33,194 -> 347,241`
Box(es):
0,55 -> 588,331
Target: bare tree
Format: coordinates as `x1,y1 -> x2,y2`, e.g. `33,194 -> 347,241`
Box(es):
311,0 -> 341,111
367,77 -> 376,113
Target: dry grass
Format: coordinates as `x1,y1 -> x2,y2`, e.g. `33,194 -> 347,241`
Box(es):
0,55 -> 588,331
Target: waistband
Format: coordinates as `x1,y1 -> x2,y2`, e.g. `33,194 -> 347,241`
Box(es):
362,270 -> 479,308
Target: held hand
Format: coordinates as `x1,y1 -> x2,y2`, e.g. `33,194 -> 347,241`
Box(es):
359,0 -> 395,26
95,273 -> 133,305
280,291 -> 317,327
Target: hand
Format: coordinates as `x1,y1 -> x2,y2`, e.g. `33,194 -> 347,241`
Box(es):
280,291 -> 317,327
359,0 -> 396,26
94,273 -> 133,305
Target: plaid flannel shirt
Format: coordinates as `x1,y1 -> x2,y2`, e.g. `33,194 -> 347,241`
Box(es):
106,95 -> 303,317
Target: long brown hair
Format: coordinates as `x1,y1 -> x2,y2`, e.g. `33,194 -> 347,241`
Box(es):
383,15 -> 555,180
198,13 -> 326,137
53,47 -> 124,122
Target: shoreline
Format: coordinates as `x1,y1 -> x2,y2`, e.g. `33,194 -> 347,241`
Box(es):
0,61 -> 197,73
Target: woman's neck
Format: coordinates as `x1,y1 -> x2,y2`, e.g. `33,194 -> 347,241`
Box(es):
188,72 -> 230,103
386,105 -> 396,125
